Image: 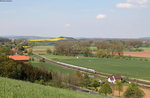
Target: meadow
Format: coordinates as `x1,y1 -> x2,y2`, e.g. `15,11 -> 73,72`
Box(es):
0,77 -> 105,98
42,54 -> 150,81
30,57 -> 76,74
33,46 -> 55,49
32,46 -> 150,81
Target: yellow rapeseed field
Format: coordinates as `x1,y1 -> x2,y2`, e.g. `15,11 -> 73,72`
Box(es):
28,38 -> 67,42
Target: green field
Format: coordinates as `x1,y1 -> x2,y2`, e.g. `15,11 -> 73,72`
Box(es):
30,57 -> 76,74
32,46 -> 150,80
33,46 -> 55,49
0,77 -> 106,98
140,47 -> 150,49
42,54 -> 150,81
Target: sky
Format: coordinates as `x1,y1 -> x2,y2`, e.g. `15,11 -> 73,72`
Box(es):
0,0 -> 150,38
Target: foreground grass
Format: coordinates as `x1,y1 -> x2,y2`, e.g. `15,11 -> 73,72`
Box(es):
42,54 -> 150,81
0,77 -> 106,98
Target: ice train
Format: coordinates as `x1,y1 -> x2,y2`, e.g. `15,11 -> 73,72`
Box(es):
56,61 -> 96,74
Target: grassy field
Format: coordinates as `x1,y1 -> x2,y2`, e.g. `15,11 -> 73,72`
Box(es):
32,46 -> 150,80
139,47 -> 150,49
0,77 -> 106,98
33,46 -> 55,49
30,57 -> 76,74
42,54 -> 150,81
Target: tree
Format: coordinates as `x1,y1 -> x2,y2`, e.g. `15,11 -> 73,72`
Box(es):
51,71 -> 64,88
125,40 -> 143,48
82,74 -> 91,88
76,71 -> 82,78
111,41 -> 124,56
55,41 -> 92,56
39,58 -> 45,62
0,46 -> 11,55
96,41 -> 111,50
96,50 -> 107,58
91,79 -> 100,91
124,83 -> 145,98
28,49 -> 33,55
99,83 -> 112,95
0,55 -> 52,82
47,48 -> 52,54
16,44 -> 25,51
115,80 -> 123,97
82,48 -> 92,57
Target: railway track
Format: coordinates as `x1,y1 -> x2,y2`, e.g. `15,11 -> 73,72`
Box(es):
33,53 -> 150,88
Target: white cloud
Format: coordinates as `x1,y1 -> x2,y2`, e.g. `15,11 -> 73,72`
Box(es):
116,3 -> 136,8
96,14 -> 107,19
140,4 -> 148,8
64,24 -> 71,28
127,0 -> 148,4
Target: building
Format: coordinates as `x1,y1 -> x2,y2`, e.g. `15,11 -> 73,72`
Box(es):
108,74 -> 122,84
8,55 -> 30,62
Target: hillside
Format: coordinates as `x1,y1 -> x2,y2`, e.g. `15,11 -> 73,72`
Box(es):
0,77 -> 106,98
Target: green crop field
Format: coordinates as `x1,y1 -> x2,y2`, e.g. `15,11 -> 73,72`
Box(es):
30,57 -> 76,74
140,47 -> 150,49
42,54 -> 150,81
0,77 -> 106,98
33,46 -> 54,49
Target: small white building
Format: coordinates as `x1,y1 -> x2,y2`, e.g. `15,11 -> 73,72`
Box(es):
108,74 -> 122,84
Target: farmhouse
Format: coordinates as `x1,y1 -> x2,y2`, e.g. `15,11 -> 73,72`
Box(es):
11,48 -> 18,55
11,48 -> 18,51
108,74 -> 122,84
8,55 -> 30,62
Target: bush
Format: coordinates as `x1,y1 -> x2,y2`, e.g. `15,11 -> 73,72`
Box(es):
99,82 -> 112,95
113,55 -> 121,59
39,58 -> 45,62
31,58 -> 35,61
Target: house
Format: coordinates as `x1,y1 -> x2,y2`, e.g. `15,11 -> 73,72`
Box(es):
11,48 -> 18,52
108,74 -> 122,84
11,48 -> 18,55
8,55 -> 30,62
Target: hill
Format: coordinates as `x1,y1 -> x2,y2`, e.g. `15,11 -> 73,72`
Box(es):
2,35 -> 76,40
0,77 -> 106,98
2,35 -> 52,39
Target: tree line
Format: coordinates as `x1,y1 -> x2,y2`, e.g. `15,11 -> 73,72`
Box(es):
51,40 -> 143,58
0,54 -> 52,82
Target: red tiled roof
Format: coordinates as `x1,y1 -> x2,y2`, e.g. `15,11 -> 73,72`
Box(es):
8,55 -> 30,61
11,48 -> 18,51
108,74 -> 122,80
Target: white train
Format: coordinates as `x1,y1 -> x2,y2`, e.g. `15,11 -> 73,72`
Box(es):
56,61 -> 96,74
33,53 -> 96,74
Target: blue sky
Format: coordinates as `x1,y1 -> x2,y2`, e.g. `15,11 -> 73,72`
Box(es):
0,0 -> 149,38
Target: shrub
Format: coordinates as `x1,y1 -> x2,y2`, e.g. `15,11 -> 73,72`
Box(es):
113,55 -> 121,59
99,82 -> 112,95
39,58 -> 45,62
